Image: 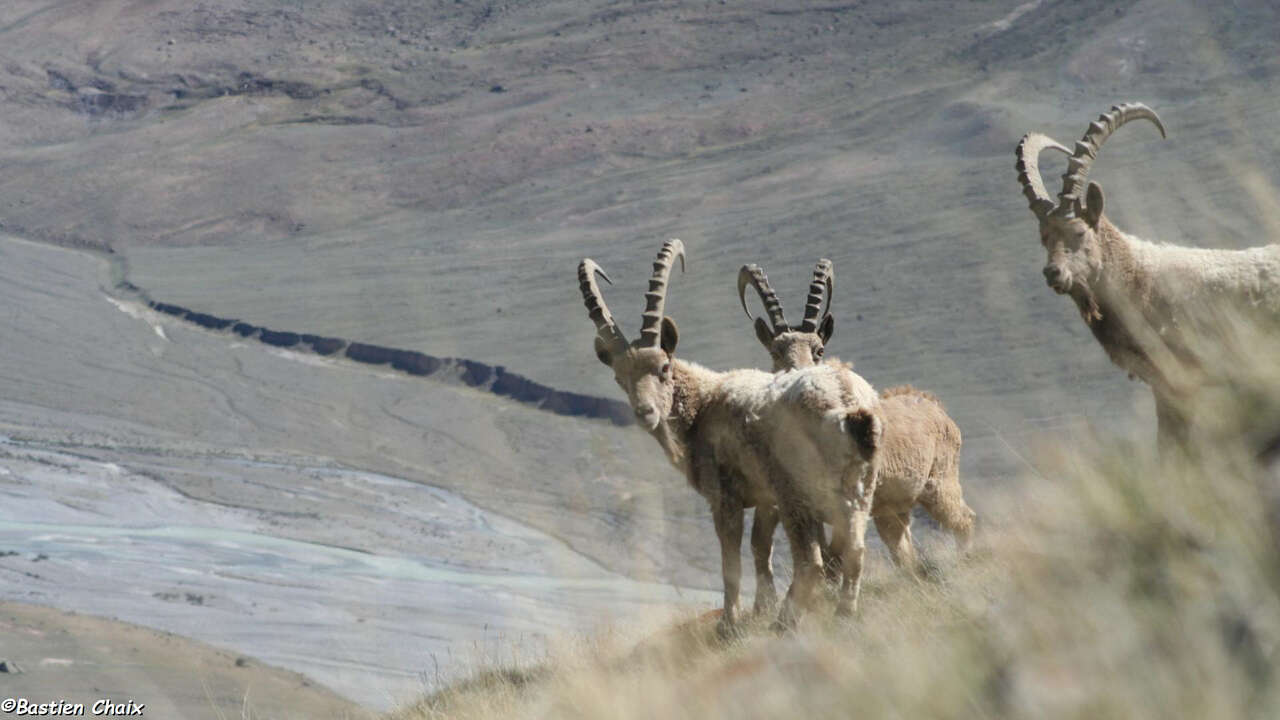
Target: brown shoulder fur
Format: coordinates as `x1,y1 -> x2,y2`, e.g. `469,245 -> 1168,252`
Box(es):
1072,216 -> 1141,327
1083,216 -> 1169,389
879,384 -> 942,407
669,360 -> 709,431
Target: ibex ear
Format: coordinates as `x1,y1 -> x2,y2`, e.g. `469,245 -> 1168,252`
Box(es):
845,409 -> 883,458
660,316 -> 679,355
1081,181 -> 1105,228
754,317 -> 775,348
593,336 -> 613,366
818,313 -> 835,345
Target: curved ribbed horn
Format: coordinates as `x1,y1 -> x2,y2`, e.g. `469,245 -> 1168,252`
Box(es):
798,259 -> 834,333
638,239 -> 686,348
578,259 -> 628,350
1055,102 -> 1166,216
1016,132 -> 1071,219
737,264 -> 789,334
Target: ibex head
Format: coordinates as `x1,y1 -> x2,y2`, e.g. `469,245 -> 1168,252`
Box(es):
1016,103 -> 1166,301
579,239 -> 685,431
738,260 -> 835,372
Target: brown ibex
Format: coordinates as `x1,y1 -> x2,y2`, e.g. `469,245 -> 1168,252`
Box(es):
740,262 -> 975,574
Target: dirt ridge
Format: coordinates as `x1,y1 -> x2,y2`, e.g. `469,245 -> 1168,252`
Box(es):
142,294 -> 635,427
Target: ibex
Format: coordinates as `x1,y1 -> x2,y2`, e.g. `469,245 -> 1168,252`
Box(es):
1016,103 -> 1280,447
740,262 -> 976,573
580,240 -> 885,629
741,259 -> 835,372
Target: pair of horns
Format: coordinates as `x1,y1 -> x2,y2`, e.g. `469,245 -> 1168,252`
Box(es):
578,239 -> 686,351
1016,102 -> 1166,220
738,259 -> 833,334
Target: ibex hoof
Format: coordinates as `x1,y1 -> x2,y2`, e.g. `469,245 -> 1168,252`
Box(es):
752,592 -> 778,615
771,605 -> 800,634
715,617 -> 743,642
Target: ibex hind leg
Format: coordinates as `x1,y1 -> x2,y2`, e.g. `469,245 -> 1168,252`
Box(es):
832,408 -> 881,617
874,510 -> 920,577
772,510 -> 824,632
819,529 -> 843,586
750,503 -> 780,615
920,470 -> 976,553
833,496 -> 872,618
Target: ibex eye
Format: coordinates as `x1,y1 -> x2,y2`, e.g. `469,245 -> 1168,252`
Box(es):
815,347 -> 824,357
661,363 -> 671,376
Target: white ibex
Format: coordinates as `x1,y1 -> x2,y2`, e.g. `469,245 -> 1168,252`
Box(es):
580,240 -> 885,628
1016,103 -> 1280,447
740,262 -> 976,573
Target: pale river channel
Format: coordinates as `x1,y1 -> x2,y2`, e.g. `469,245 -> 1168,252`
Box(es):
0,436 -> 716,710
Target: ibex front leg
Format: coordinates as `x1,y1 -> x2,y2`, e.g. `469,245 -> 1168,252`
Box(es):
696,453 -> 746,636
712,495 -> 745,636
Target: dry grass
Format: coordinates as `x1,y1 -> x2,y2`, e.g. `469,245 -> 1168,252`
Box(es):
391,450 -> 1279,718
391,312 -> 1280,720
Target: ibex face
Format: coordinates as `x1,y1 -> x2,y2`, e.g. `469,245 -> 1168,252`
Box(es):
1016,103 -> 1166,297
760,329 -> 830,372
579,240 -> 685,432
594,324 -> 678,431
739,260 -> 835,372
1038,209 -> 1104,296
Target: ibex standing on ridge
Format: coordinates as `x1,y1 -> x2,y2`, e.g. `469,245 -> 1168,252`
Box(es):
580,240 -> 886,629
741,261 -> 976,574
1016,103 -> 1280,448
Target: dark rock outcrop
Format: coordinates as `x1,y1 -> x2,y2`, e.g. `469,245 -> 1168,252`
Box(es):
300,334 -> 346,356
77,89 -> 147,116
344,342 -> 394,366
152,302 -> 186,317
133,295 -> 633,426
457,359 -> 492,387
389,350 -> 440,376
183,311 -> 236,330
258,329 -> 301,348
491,367 -> 540,402
232,322 -> 259,338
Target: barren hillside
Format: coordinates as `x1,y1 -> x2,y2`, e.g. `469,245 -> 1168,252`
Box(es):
1,0 -> 1278,713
